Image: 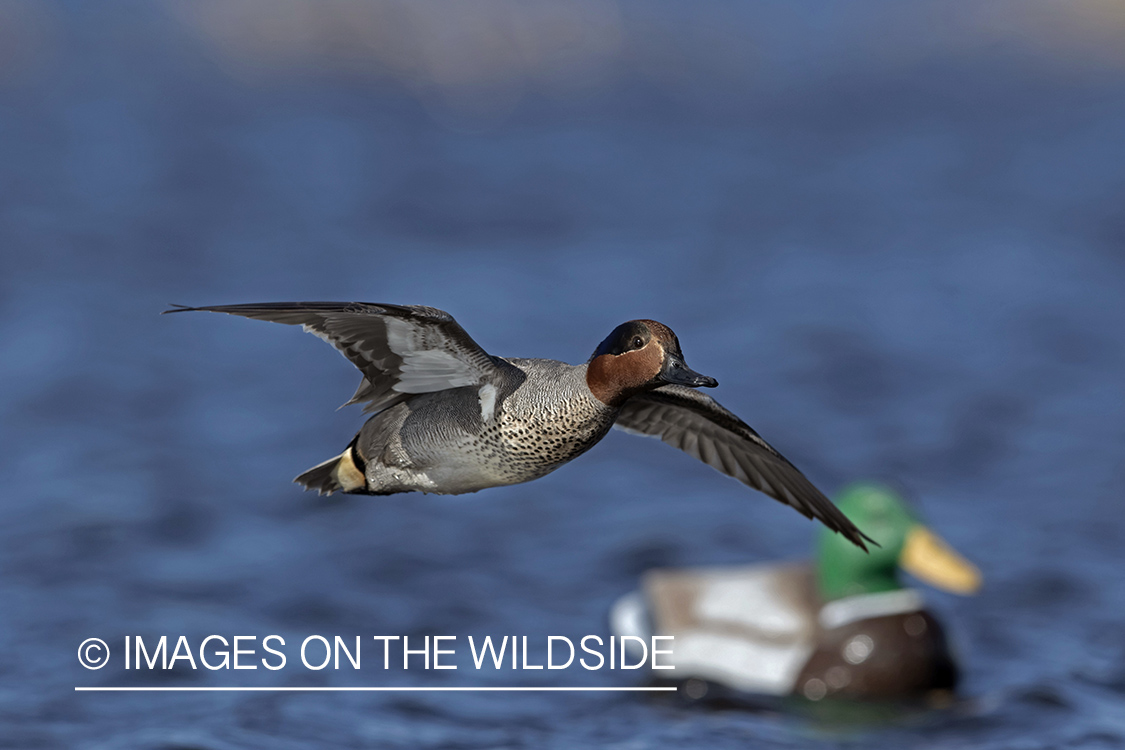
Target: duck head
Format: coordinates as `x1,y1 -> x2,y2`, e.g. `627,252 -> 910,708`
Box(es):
817,483 -> 982,601
587,319 -> 717,406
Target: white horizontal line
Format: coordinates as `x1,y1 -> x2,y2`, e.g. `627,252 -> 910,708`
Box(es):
75,686 -> 676,692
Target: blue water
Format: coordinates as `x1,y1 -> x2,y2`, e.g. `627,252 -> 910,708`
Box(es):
3,2 -> 1125,747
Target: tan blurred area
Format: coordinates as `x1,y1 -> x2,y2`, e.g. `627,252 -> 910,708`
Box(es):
163,0 -> 1125,87
972,0 -> 1125,69
6,0 -> 1125,94
10,0 -> 1123,117
165,0 -> 637,125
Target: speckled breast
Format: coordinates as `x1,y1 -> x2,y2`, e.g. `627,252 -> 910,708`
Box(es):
491,360 -> 616,484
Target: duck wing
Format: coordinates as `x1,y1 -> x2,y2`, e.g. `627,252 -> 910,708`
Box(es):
164,302 -> 517,414
614,384 -> 874,551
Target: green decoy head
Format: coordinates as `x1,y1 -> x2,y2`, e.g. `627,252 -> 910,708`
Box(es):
816,483 -> 982,602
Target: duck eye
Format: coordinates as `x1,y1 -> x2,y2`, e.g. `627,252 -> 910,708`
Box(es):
632,336 -> 644,349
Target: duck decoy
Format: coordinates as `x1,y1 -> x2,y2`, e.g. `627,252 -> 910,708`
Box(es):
611,483 -> 981,701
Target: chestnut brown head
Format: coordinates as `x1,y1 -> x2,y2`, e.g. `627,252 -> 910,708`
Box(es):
586,319 -> 717,406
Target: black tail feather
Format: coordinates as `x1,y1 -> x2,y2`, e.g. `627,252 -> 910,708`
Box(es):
294,456 -> 344,496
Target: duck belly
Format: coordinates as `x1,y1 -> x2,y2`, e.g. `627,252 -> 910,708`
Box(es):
355,383 -> 612,495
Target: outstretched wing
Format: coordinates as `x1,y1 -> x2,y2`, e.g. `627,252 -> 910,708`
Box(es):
164,302 -> 515,414
614,384 -> 874,550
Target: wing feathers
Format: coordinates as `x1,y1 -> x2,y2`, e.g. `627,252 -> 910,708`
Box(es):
614,384 -> 874,550
164,301 -> 509,413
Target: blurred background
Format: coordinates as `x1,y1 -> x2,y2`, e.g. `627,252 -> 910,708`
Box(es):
2,1 -> 1124,747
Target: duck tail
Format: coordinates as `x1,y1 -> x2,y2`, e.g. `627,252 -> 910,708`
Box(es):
294,438 -> 367,495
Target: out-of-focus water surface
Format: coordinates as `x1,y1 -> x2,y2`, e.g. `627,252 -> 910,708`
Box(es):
2,1 -> 1125,747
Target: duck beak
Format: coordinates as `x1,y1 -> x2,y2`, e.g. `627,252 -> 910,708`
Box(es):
900,525 -> 982,595
660,354 -> 718,388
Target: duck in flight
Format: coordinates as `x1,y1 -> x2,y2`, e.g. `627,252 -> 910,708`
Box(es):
165,302 -> 873,550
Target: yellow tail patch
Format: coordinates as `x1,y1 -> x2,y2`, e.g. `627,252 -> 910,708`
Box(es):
333,447 -> 366,492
